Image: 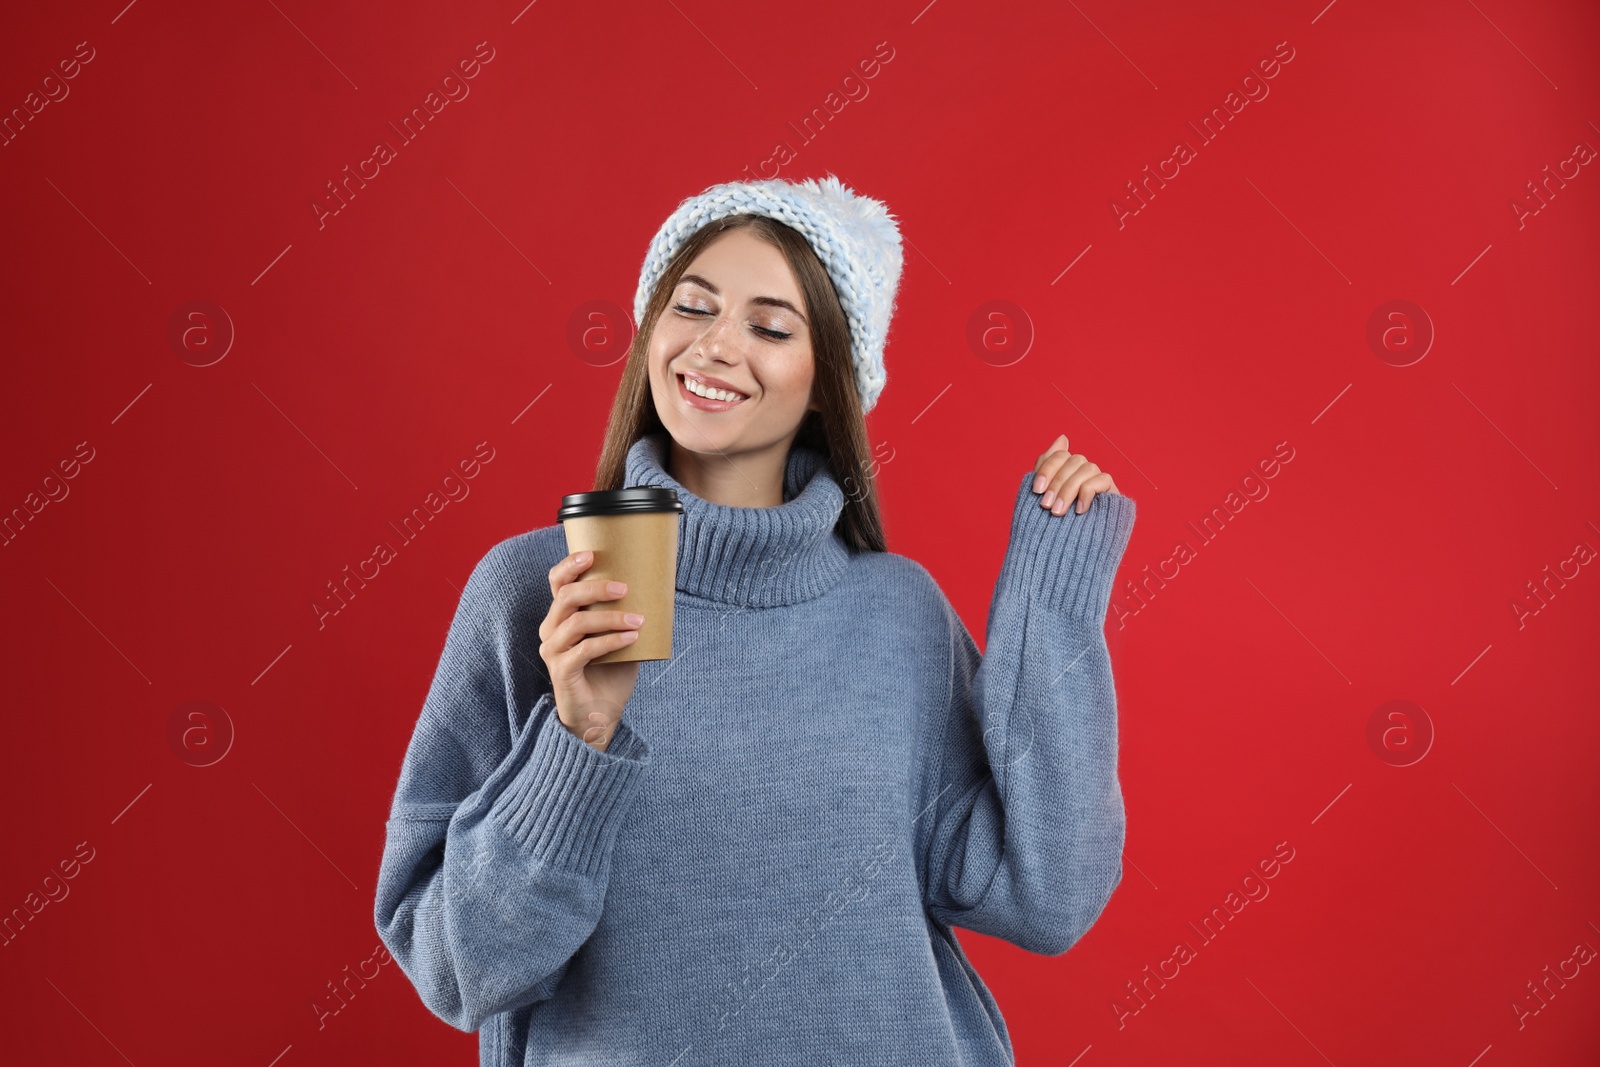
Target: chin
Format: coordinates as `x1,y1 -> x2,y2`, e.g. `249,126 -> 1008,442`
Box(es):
679,423 -> 745,454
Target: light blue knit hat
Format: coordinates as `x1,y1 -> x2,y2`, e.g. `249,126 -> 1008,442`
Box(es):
633,174 -> 904,414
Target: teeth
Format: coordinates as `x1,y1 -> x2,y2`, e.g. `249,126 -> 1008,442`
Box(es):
683,376 -> 746,403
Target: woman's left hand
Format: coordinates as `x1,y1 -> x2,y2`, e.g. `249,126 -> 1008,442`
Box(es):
1031,434 -> 1121,516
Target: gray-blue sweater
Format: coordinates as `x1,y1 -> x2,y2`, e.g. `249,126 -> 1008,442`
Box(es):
374,431 -> 1136,1066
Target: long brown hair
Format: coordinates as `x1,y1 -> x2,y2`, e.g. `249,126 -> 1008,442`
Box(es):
591,213 -> 887,554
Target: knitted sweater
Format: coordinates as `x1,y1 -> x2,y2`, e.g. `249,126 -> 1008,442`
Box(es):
374,431 -> 1137,1066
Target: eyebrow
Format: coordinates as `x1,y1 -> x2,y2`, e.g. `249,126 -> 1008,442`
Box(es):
677,274 -> 807,324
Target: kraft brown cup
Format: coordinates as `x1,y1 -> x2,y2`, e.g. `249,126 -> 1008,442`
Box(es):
557,486 -> 683,664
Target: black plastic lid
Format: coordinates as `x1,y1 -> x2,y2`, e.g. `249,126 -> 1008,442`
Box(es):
557,485 -> 683,523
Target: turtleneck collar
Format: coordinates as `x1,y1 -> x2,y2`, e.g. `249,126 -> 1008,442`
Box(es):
622,432 -> 852,608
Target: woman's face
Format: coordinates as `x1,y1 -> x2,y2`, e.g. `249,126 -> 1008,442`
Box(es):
647,227 -> 820,460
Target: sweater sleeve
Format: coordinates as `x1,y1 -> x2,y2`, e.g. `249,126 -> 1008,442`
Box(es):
373,538 -> 653,1032
919,473 -> 1135,956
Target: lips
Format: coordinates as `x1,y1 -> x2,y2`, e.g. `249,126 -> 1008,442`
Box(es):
678,369 -> 751,398
676,371 -> 751,411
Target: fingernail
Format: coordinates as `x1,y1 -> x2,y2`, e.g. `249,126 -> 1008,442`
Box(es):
1041,490 -> 1056,508
621,630 -> 639,641
607,581 -> 627,595
577,551 -> 591,562
624,613 -> 644,626
1032,475 -> 1045,494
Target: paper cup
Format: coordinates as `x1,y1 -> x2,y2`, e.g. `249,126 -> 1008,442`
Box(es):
557,485 -> 682,663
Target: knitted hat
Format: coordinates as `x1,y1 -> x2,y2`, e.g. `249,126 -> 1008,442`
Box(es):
633,174 -> 904,414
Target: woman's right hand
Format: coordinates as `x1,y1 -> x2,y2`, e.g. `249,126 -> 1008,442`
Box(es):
539,550 -> 646,752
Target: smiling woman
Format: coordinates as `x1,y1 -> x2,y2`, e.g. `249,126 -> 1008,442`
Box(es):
374,174 -> 1138,1067
642,227 -> 832,508
594,187 -> 889,538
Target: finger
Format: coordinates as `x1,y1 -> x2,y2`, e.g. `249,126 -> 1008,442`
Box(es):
1048,459 -> 1098,514
1073,472 -> 1114,514
548,550 -> 593,599
1065,472 -> 1114,515
572,628 -> 641,667
1033,447 -> 1078,497
1041,454 -> 1086,508
1032,435 -> 1070,491
544,623 -> 642,687
557,576 -> 630,612
553,607 -> 644,653
545,579 -> 628,645
542,570 -> 625,642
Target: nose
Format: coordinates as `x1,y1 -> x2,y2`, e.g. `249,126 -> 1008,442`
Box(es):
693,310 -> 742,363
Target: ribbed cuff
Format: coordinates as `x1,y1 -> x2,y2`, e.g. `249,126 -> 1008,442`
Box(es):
1007,471 -> 1136,622
487,692 -> 651,878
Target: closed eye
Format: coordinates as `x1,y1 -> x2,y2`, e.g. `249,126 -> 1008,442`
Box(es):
673,304 -> 791,341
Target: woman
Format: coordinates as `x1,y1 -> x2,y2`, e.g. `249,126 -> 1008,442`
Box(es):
374,175 -> 1136,1066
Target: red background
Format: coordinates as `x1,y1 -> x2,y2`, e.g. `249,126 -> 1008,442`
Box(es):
3,0 -> 1597,1063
